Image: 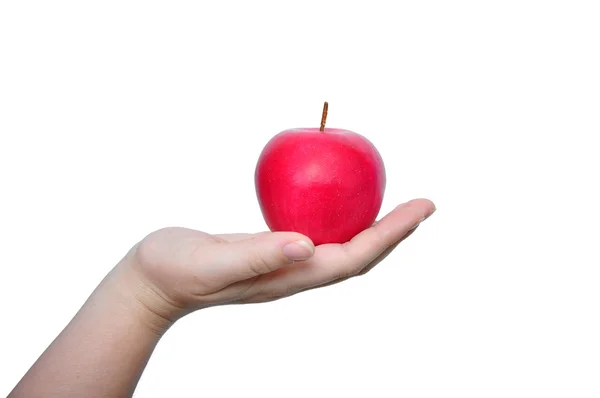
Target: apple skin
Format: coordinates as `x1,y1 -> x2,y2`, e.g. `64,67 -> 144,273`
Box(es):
255,127 -> 386,245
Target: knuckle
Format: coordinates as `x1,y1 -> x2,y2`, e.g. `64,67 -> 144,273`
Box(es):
247,250 -> 277,276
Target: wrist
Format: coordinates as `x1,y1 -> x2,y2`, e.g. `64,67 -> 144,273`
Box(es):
108,254 -> 181,335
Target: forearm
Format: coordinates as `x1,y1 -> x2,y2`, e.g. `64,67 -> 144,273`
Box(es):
9,258 -> 173,398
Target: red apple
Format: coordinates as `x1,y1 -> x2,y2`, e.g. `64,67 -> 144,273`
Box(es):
255,106 -> 386,245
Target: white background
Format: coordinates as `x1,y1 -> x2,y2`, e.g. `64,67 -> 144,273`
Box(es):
1,1 -> 599,397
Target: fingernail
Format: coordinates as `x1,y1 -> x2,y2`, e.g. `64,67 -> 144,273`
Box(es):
282,240 -> 314,261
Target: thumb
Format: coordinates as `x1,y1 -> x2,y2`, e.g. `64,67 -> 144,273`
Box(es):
205,232 -> 315,284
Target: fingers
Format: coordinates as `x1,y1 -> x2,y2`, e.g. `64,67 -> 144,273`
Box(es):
197,232 -> 315,289
247,199 -> 435,298
357,225 -> 418,276
342,198 -> 435,266
295,225 -> 419,294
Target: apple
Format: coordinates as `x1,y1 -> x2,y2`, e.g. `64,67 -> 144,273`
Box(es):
255,103 -> 386,245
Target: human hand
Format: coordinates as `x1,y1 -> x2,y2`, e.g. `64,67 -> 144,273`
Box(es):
123,198 -> 435,323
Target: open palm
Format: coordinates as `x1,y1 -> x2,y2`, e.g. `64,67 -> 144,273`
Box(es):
131,198 -> 435,317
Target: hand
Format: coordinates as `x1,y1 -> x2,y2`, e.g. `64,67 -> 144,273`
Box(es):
124,198 -> 436,322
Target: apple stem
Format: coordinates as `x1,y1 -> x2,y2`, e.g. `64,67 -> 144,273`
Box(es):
320,101 -> 328,132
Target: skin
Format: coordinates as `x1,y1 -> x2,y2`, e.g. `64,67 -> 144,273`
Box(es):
8,198 -> 435,398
